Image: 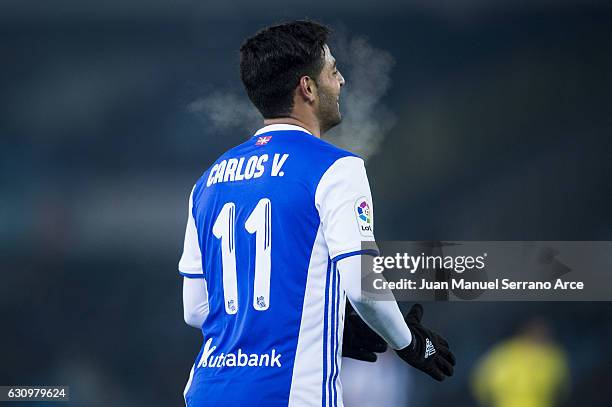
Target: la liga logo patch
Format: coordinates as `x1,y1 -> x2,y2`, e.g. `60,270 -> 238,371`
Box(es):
354,197 -> 374,237
357,201 -> 371,223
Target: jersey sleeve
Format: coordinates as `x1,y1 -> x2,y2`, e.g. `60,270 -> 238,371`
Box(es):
178,185 -> 205,278
315,156 -> 379,262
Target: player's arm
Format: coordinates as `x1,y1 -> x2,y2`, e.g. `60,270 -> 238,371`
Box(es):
178,185 -> 208,329
342,301 -> 388,362
338,255 -> 455,380
337,254 -> 412,349
317,156 -> 455,381
183,277 -> 209,328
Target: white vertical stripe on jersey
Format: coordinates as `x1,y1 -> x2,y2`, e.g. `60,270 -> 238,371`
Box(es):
183,363 -> 195,406
287,227 -> 330,407
331,263 -> 345,407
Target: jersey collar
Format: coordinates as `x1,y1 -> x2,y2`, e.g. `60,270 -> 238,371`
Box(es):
253,123 -> 313,137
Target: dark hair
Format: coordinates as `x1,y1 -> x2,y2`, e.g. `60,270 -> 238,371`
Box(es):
240,20 -> 331,118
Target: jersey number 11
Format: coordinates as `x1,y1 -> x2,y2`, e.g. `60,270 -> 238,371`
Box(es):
212,198 -> 271,315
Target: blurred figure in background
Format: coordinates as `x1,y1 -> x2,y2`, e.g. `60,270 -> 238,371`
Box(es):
341,350 -> 412,407
471,318 -> 570,407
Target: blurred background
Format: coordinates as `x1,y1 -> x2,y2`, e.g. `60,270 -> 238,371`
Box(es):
1,0 -> 612,406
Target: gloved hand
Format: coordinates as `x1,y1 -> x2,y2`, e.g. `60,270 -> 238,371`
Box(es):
395,304 -> 456,381
342,302 -> 388,362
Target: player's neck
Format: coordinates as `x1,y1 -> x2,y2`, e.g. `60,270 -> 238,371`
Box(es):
262,117 -> 321,138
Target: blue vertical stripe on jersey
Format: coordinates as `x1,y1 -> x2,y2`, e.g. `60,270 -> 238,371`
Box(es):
329,263 -> 335,407
322,259 -> 331,407
264,201 -> 267,248
230,205 -> 234,252
332,262 -> 341,407
328,259 -> 337,407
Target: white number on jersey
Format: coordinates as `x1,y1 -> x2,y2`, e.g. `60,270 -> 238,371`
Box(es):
212,202 -> 239,314
245,198 -> 272,311
213,198 -> 272,314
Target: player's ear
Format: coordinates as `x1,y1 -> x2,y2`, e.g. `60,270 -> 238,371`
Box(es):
297,76 -> 317,104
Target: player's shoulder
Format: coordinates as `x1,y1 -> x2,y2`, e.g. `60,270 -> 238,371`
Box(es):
284,133 -> 370,191
304,134 -> 361,161
190,136 -> 255,186
191,125 -> 365,193
286,132 -> 361,166
244,124 -> 365,175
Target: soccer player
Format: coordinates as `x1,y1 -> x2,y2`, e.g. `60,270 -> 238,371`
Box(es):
178,20 -> 455,407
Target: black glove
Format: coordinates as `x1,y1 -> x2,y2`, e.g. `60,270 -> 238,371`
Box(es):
395,304 -> 456,381
342,302 -> 388,362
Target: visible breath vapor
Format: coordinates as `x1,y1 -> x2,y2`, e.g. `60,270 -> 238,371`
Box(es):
188,92 -> 260,132
188,32 -> 395,161
327,33 -> 396,160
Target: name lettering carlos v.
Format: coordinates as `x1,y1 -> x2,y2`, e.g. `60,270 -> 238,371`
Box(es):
207,153 -> 289,187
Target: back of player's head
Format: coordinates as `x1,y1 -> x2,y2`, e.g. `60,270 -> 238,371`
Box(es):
240,20 -> 331,119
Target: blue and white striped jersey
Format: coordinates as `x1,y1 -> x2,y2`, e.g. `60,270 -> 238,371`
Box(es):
178,124 -> 377,407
